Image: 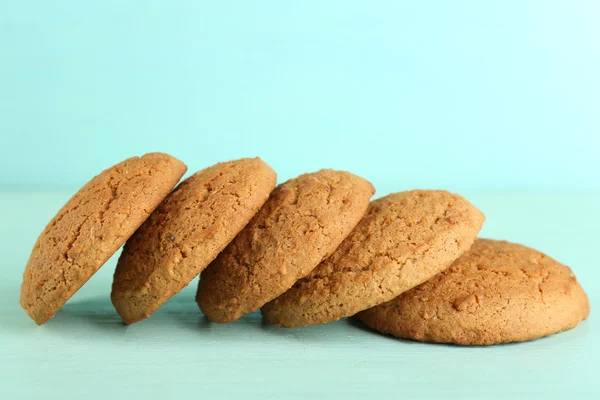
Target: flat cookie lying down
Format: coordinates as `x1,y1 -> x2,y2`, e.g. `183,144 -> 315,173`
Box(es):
356,239 -> 590,345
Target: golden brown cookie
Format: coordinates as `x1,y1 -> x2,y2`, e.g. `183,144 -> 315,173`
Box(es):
20,153 -> 187,324
356,239 -> 590,345
196,169 -> 375,323
262,190 -> 485,327
111,157 -> 276,324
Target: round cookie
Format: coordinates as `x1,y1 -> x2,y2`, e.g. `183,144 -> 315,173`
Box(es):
356,239 -> 590,345
111,157 -> 276,324
262,190 -> 485,327
20,153 -> 187,325
196,169 -> 375,323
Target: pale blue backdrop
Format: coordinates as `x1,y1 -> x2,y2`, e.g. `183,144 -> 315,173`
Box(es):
1,3 -> 599,399
1,1 -> 598,190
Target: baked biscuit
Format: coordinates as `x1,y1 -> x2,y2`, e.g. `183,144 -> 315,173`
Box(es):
112,157 -> 276,324
21,153 -> 186,324
197,169 -> 375,323
356,239 -> 590,345
262,190 -> 485,327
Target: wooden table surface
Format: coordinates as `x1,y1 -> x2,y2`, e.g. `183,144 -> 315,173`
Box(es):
1,190 -> 597,399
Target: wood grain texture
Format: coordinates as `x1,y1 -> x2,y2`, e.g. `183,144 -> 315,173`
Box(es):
0,190 -> 598,399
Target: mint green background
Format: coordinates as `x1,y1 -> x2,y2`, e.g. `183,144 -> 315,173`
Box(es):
1,1 -> 599,189
1,2 -> 599,399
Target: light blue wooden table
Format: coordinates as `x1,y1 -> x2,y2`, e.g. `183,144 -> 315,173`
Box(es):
1,190 -> 597,399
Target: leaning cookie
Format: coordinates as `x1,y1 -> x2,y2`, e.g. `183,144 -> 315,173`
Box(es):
111,157 -> 276,324
262,190 -> 485,327
196,169 -> 375,323
356,239 -> 590,345
20,153 -> 187,324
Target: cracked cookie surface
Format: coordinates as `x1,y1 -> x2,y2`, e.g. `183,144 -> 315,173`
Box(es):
261,190 -> 485,327
356,239 -> 590,345
196,169 -> 375,323
21,153 -> 187,324
112,157 -> 276,324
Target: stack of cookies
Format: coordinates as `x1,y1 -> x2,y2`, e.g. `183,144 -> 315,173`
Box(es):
20,153 -> 590,345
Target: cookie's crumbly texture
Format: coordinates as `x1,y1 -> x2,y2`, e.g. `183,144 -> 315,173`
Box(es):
262,190 -> 485,327
20,153 -> 187,325
112,158 -> 276,324
356,239 -> 590,345
196,170 -> 375,323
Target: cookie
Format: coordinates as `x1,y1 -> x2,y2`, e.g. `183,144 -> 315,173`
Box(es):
356,239 -> 590,345
111,157 -> 276,324
196,169 -> 375,323
20,153 -> 187,324
262,190 -> 485,327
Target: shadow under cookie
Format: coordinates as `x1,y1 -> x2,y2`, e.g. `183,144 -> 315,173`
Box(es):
48,290 -> 203,331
